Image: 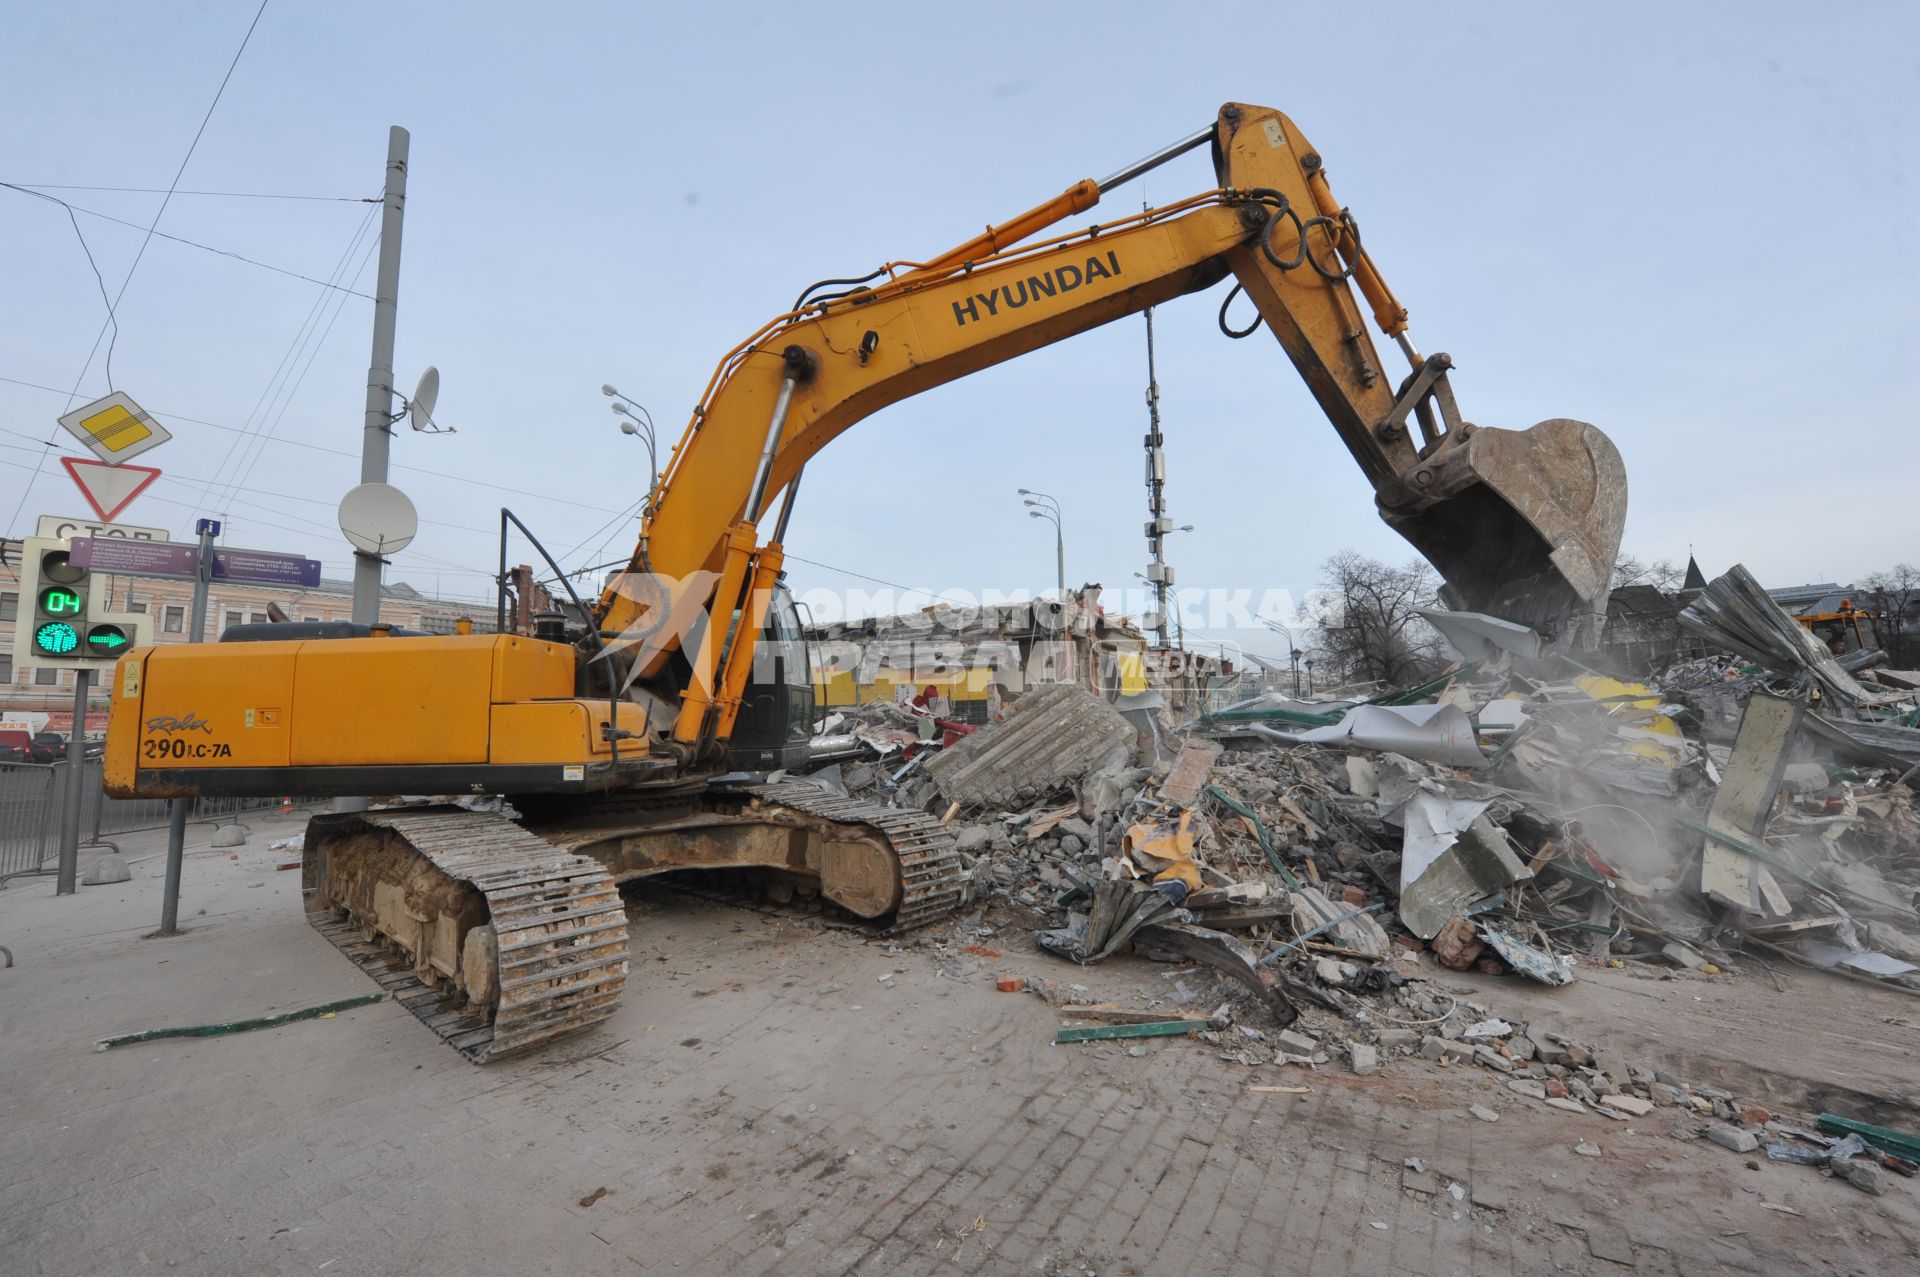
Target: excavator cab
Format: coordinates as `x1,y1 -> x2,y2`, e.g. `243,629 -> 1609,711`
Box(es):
727,582 -> 816,771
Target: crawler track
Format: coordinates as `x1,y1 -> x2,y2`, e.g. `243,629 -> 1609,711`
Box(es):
746,781 -> 967,932
303,809 -> 629,1062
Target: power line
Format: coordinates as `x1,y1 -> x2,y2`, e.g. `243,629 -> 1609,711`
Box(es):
779,553 -> 976,608
4,0 -> 272,540
4,183 -> 369,203
57,205 -> 117,387
0,184 -> 377,297
0,372 -> 630,515
185,202 -> 378,529
214,222 -> 380,515
0,452 -> 493,581
69,0 -> 275,400
0,439 -> 495,539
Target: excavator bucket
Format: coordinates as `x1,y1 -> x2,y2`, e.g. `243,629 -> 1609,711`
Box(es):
1382,417 -> 1628,639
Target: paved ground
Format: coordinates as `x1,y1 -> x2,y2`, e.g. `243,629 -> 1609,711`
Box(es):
3,811 -> 1918,1275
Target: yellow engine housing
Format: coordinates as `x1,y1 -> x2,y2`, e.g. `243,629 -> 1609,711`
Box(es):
105,634 -> 660,799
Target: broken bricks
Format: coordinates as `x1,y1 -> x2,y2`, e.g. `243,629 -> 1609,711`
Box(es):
1430,916 -> 1484,970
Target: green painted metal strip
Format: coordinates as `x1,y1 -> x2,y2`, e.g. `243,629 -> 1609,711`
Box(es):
1055,1020 -> 1207,1044
1676,816 -> 1826,892
1363,663 -> 1480,707
1204,784 -> 1303,890
95,993 -> 387,1051
1817,1113 -> 1920,1161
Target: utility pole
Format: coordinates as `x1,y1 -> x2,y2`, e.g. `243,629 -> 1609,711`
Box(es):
351,125 -> 410,626
53,669 -> 90,895
1142,305 -> 1172,648
155,518 -> 218,936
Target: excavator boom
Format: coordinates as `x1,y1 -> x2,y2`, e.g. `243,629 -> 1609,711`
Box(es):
601,102 -> 1626,747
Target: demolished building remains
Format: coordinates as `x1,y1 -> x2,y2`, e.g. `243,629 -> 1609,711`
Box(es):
791,561 -> 1920,1195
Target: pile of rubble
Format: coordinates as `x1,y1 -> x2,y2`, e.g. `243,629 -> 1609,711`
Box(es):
799,563 -> 1920,1192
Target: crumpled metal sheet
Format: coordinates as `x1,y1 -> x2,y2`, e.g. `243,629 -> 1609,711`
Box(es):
1677,564 -> 1879,710
1418,609 -> 1544,665
1036,878 -> 1184,964
1256,703 -> 1488,769
1802,713 -> 1920,768
1477,925 -> 1576,985
1131,921 -> 1302,1026
1794,941 -> 1919,978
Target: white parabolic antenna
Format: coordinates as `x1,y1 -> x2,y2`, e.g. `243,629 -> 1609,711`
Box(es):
409,365 -> 440,431
338,481 -> 419,555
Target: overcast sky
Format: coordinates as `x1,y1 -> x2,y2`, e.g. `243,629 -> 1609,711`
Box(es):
4,2 -> 1914,662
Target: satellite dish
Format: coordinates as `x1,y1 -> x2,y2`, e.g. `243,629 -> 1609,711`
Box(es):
408,365 -> 441,432
338,482 -> 419,556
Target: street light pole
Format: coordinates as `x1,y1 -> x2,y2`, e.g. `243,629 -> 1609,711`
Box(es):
1019,489 -> 1065,602
602,386 -> 659,518
1264,619 -> 1301,697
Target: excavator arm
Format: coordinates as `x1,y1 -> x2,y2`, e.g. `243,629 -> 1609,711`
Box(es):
601,102 -> 1626,748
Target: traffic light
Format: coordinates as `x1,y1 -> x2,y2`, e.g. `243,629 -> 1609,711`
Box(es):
11,535 -> 151,669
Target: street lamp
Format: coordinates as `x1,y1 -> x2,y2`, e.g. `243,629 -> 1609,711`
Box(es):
1019,489 -> 1064,601
602,384 -> 658,518
1263,619 -> 1301,697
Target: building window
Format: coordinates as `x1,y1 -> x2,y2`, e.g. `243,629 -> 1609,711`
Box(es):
164,606 -> 184,633
35,667 -> 59,686
0,591 -> 16,622
0,654 -> 12,684
250,612 -> 268,625
303,615 -> 321,623
129,601 -> 148,614
224,611 -> 243,632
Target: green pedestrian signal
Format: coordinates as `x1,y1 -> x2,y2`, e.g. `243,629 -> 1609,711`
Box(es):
34,621 -> 81,656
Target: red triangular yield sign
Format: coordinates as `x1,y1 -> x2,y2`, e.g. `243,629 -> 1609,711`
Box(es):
60,456 -> 161,522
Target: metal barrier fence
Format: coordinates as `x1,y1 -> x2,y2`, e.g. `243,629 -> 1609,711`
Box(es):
0,761 -> 286,880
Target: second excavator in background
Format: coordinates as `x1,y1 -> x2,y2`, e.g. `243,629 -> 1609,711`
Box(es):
106,100 -> 1628,1060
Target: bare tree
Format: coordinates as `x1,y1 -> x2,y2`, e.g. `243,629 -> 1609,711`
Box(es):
1863,562 -> 1920,665
1306,551 -> 1445,687
1610,553 -> 1684,592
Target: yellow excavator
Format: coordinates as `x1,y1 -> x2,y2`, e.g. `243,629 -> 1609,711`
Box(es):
105,102 -> 1627,1061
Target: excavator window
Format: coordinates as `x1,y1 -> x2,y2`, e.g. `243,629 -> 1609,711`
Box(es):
728,584 -> 815,771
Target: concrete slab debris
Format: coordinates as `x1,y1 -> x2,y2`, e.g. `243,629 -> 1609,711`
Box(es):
1399,814 -> 1532,940
1158,740 -> 1221,806
924,682 -> 1134,809
1698,692 -> 1801,917
1706,1124 -> 1760,1153
1600,1094 -> 1653,1117
78,853 -> 131,885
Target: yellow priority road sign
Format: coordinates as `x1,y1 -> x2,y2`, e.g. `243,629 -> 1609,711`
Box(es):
57,391 -> 172,465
